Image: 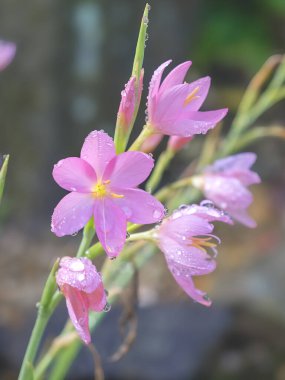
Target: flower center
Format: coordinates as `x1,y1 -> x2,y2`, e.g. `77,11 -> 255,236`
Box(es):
92,180 -> 124,199
92,181 -> 107,198
184,86 -> 200,106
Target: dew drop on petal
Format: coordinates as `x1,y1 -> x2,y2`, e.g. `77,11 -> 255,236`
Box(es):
103,302 -> 111,312
71,232 -> 78,237
200,200 -> 215,208
153,209 -> 162,219
104,289 -> 109,296
179,204 -> 188,210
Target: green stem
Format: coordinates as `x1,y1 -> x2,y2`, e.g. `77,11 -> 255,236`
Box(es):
146,148 -> 175,192
128,124 -> 154,151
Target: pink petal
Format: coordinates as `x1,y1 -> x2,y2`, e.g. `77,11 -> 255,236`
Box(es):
170,204 -> 233,225
155,108 -> 228,136
160,214 -> 214,241
159,61 -> 192,94
204,177 -> 253,210
159,237 -> 216,276
167,136 -> 193,152
57,257 -> 103,293
112,188 -> 165,224
93,198 -> 127,258
208,153 -> 257,172
166,259 -> 212,306
155,83 -> 190,123
62,285 -> 91,344
52,157 -> 97,192
87,281 -> 107,312
147,60 -> 172,119
103,151 -> 154,188
80,130 -> 115,178
183,76 -> 211,111
118,76 -> 136,128
0,41 -> 16,71
228,208 -> 257,228
51,192 -> 94,237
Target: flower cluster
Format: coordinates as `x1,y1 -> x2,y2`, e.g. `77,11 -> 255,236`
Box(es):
53,60 -> 260,343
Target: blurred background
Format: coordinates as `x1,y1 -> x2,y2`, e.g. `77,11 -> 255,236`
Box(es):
0,0 -> 285,379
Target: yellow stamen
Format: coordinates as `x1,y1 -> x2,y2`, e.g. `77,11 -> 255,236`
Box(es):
92,181 -> 124,199
110,192 -> 124,199
190,237 -> 217,252
184,86 -> 200,106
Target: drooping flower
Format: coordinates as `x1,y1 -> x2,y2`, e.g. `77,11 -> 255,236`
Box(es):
0,40 -> 16,71
146,60 -> 228,137
193,153 -> 261,227
52,130 -> 165,258
154,202 -> 232,306
56,256 -> 107,344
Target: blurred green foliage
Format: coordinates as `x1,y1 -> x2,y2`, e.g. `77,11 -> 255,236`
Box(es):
194,0 -> 285,73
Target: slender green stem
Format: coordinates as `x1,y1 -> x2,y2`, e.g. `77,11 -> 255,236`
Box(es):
146,148 -> 175,192
128,124 -> 154,151
0,154 -> 9,205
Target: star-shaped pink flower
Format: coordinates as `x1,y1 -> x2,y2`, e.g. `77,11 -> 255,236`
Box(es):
51,130 -> 165,258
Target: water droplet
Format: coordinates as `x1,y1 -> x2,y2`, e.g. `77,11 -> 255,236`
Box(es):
71,232 -> 78,237
200,200 -> 215,208
104,289 -> 109,296
148,153 -> 153,158
103,303 -> 111,312
70,260 -> 85,271
70,187 -> 77,192
179,204 -> 188,210
126,232 -> 130,239
110,256 -> 116,261
153,209 -> 162,219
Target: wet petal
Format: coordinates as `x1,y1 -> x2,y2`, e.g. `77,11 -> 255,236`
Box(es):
159,236 -> 216,276
87,281 -> 107,312
112,188 -> 165,224
103,151 -> 154,188
204,177 -> 253,210
51,192 -> 94,237
159,61 -> 192,94
62,285 -> 91,344
228,208 -> 257,228
52,157 -> 97,192
155,109 -> 228,136
166,259 -> 212,306
148,60 -> 172,119
171,204 -> 233,225
93,198 -> 127,258
81,130 -> 115,178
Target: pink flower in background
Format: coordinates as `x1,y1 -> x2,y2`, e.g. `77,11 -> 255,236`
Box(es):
0,40 -> 16,71
147,60 -> 228,137
117,72 -> 143,130
199,153 -> 261,227
56,257 -> 107,344
155,203 -> 232,306
52,130 -> 165,258
141,133 -> 163,153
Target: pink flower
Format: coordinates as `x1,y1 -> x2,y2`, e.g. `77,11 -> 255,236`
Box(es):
56,256 -> 107,344
52,130 -> 165,258
147,60 -> 228,137
0,40 -> 16,71
198,153 -> 261,228
155,203 -> 232,306
141,134 -> 163,153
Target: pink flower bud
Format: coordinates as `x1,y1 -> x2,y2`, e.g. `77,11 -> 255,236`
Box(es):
167,136 -> 193,152
0,40 -> 16,71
